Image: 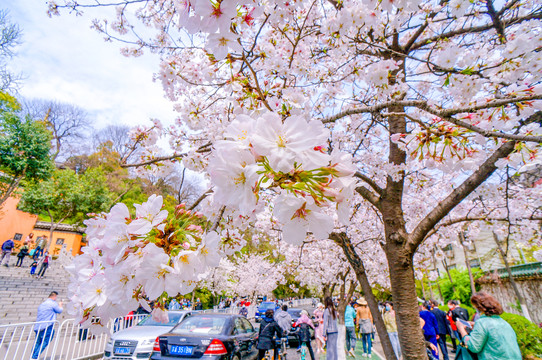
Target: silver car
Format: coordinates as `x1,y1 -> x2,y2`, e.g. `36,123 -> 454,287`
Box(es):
104,311 -> 191,360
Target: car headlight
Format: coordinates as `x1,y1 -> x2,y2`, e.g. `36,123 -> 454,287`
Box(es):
140,339 -> 155,346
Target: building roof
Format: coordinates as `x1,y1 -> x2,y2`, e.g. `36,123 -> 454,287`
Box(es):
33,221 -> 86,234
494,262 -> 542,279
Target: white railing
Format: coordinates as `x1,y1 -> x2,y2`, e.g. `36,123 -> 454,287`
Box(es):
0,314 -> 149,360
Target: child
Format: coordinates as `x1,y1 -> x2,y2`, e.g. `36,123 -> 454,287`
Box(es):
30,260 -> 38,275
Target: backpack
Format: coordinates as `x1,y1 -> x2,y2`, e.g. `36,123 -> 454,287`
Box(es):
2,240 -> 14,251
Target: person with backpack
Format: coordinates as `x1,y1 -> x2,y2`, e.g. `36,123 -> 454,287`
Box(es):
16,242 -> 30,267
1,238 -> 15,267
257,309 -> 283,360
294,310 -> 315,360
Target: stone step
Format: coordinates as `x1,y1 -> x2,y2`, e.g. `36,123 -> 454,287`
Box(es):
0,258 -> 72,325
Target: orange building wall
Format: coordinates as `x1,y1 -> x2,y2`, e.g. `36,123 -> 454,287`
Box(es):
32,229 -> 83,257
0,197 -> 38,244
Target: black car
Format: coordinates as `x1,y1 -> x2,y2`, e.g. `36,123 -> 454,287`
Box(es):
151,313 -> 258,360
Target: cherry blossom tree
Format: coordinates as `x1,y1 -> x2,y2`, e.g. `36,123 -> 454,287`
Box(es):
51,0 -> 542,358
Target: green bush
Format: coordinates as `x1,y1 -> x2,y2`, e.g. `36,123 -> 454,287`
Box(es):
438,268 -> 483,305
501,312 -> 542,359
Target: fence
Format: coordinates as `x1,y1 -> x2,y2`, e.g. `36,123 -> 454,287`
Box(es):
0,299 -> 316,359
0,314 -> 148,360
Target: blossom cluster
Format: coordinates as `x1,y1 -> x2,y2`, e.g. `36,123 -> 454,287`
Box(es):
208,112 -> 356,245
66,195 -> 228,328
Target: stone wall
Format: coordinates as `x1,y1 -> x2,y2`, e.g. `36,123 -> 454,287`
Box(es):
480,277 -> 542,325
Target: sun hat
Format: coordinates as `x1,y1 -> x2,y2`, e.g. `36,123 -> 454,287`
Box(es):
317,302 -> 324,309
357,298 -> 368,306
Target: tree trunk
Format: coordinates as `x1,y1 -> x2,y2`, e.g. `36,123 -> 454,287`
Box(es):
492,232 -> 531,321
431,252 -> 444,302
386,243 -> 427,360
459,232 -> 476,296
332,232 -> 398,360
420,277 -> 427,299
441,256 -> 456,293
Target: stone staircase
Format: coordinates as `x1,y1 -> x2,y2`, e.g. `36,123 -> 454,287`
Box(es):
0,252 -> 73,325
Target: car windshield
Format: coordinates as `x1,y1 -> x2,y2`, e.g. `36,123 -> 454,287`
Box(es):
260,303 -> 275,309
172,316 -> 226,335
137,313 -> 183,327
288,310 -> 302,318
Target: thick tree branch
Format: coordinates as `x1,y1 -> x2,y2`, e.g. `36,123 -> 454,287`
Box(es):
322,95 -> 542,143
355,186 -> 381,208
409,11 -> 542,51
354,171 -> 384,195
407,141 -> 517,255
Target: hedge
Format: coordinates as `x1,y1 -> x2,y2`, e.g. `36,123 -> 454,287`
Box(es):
501,312 -> 542,359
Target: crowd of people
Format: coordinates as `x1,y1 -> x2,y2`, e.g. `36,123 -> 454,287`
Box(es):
1,233 -> 52,279
254,292 -> 522,360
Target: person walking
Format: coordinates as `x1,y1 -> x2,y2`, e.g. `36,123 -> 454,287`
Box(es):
32,291 -> 63,359
16,242 -> 30,267
294,310 -> 316,360
313,302 -> 325,354
1,238 -> 15,267
456,292 -> 521,360
323,296 -> 339,360
448,300 -> 469,343
383,302 -> 402,360
356,298 -> 373,357
36,251 -> 50,279
257,309 -> 283,360
345,301 -> 357,357
419,301 -> 439,359
430,300 -> 450,360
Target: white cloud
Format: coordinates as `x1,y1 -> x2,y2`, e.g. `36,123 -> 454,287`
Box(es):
4,0 -> 177,128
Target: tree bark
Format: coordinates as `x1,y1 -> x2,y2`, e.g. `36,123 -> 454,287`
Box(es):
385,242 -> 427,360
331,232 -> 398,360
492,232 -> 531,321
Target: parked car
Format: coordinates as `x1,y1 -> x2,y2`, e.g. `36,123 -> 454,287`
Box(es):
254,301 -> 278,322
151,313 -> 258,360
104,311 -> 192,360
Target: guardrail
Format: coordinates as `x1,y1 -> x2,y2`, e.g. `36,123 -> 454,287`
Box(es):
0,300 -> 317,359
0,314 -> 148,360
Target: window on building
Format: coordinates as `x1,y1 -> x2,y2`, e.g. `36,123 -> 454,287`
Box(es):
56,238 -> 65,245
443,244 -> 453,251
447,264 -> 456,271
13,233 -> 22,241
470,259 -> 481,268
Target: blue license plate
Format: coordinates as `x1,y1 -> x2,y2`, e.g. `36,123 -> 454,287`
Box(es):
170,345 -> 194,355
114,347 -> 130,354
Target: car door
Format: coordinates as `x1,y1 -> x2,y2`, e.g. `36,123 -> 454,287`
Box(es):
232,317 -> 249,358
241,318 -> 258,359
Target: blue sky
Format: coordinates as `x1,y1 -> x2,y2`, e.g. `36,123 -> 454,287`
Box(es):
4,0 -> 177,128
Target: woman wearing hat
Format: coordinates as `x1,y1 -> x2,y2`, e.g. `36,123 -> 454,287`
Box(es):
356,298 -> 373,358
313,302 -> 325,353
